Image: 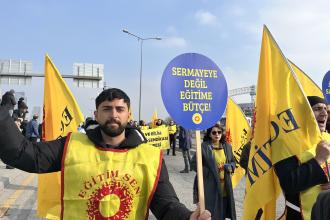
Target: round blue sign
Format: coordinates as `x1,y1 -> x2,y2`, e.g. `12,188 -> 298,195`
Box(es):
161,53 -> 228,130
322,70 -> 330,103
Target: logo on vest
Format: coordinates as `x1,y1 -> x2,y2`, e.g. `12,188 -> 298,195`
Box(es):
78,170 -> 141,220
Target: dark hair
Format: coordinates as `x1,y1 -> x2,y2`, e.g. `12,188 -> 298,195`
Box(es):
203,124 -> 226,143
84,117 -> 93,127
156,119 -> 163,126
95,88 -> 130,109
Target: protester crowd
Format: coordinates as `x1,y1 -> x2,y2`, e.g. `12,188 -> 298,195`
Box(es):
1,89 -> 41,169
1,87 -> 330,220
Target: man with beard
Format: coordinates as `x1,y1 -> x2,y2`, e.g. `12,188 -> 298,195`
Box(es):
0,88 -> 211,220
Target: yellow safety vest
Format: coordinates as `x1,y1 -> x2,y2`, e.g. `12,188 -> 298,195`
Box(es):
168,125 -> 177,135
61,132 -> 162,220
139,125 -> 149,130
298,132 -> 330,220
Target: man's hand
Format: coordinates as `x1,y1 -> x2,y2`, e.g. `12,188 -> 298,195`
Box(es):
189,204 -> 211,220
315,140 -> 330,165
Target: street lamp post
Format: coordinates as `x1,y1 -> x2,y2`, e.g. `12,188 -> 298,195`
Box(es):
122,29 -> 161,121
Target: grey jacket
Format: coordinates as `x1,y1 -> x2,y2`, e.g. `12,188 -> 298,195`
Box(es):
178,126 -> 192,151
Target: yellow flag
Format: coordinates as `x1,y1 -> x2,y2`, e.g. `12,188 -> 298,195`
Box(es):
225,97 -> 251,188
151,109 -> 158,128
289,60 -> 324,97
37,54 -> 84,219
128,106 -> 134,121
243,26 -> 321,220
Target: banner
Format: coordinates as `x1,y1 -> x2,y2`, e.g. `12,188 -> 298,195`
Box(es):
141,127 -> 170,150
225,97 -> 251,188
38,54 -> 84,219
243,26 -> 321,220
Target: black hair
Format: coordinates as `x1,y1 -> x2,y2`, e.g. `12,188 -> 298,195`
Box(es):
203,124 -> 226,143
156,119 -> 163,126
95,88 -> 130,109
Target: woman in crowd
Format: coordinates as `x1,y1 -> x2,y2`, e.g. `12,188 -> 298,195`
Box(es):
191,124 -> 236,220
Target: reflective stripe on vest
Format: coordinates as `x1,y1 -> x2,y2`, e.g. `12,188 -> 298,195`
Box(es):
61,132 -> 162,220
285,200 -> 301,213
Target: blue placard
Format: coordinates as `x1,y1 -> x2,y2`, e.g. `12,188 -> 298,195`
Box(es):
161,53 -> 228,130
322,70 -> 330,103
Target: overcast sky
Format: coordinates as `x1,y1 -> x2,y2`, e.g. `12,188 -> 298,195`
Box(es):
1,0 -> 330,121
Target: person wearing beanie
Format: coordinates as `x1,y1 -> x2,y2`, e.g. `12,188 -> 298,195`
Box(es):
311,98 -> 330,220
274,96 -> 330,220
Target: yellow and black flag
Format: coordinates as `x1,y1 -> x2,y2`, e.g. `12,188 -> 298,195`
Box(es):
37,54 -> 84,219
225,97 -> 251,188
243,26 -> 322,220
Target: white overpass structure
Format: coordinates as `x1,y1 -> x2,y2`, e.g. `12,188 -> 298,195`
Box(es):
228,85 -> 256,103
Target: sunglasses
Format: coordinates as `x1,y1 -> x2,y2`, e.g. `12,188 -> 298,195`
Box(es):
211,131 -> 222,135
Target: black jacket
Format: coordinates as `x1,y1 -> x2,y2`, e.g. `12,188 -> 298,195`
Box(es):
0,106 -> 192,220
239,141 -> 251,171
274,156 -> 328,220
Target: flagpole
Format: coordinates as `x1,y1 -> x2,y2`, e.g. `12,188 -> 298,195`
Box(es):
195,130 -> 205,212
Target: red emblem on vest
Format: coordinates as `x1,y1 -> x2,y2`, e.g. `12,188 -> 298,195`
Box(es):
86,180 -> 134,220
